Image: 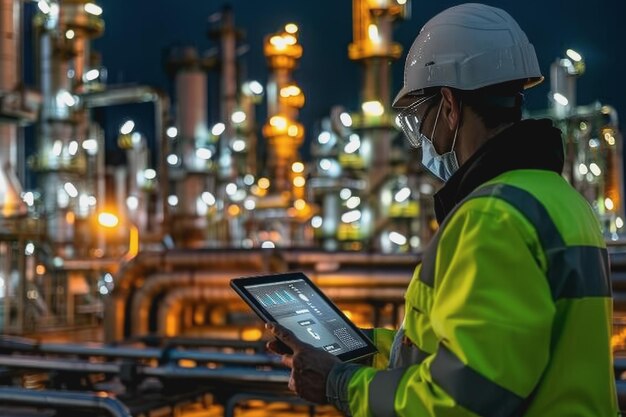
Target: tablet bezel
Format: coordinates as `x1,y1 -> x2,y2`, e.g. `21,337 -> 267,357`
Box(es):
231,271 -> 378,363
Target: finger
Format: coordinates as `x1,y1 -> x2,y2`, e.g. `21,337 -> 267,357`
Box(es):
266,339 -> 293,355
266,323 -> 303,350
288,373 -> 296,392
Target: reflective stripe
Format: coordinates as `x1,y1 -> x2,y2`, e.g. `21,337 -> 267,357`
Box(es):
420,183 -> 611,299
369,368 -> 407,417
430,344 -> 524,417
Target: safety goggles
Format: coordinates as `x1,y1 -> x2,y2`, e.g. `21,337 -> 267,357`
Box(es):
397,94 -> 438,148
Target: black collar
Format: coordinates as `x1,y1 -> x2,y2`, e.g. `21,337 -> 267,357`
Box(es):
433,119 -> 565,224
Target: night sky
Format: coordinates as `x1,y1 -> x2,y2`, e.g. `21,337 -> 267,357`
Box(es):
87,0 -> 626,160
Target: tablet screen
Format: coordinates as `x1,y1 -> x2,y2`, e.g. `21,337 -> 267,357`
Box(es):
232,273 -> 376,362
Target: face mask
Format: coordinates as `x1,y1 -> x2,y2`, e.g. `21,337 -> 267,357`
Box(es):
419,99 -> 461,182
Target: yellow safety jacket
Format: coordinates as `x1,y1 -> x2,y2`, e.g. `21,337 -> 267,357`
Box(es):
326,120 -> 618,416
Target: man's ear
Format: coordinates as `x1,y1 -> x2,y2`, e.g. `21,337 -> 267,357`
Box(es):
440,87 -> 461,132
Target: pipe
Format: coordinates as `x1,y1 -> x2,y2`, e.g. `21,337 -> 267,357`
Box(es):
0,387 -> 132,417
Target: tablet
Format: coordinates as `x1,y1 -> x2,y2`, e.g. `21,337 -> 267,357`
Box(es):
231,272 -> 377,362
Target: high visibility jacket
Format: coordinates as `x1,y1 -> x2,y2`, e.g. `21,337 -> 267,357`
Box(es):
327,169 -> 618,416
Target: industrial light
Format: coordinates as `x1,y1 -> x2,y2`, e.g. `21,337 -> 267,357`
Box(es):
68,141 -> 78,156
225,183 -> 238,196
294,199 -> 306,210
120,120 -> 135,135
84,2 -> 103,15
344,139 -> 360,154
292,162 -> 304,173
285,23 -> 298,34
280,85 -> 301,97
394,187 -> 411,203
22,192 -> 35,207
231,111 -> 246,124
288,125 -> 299,137
167,154 -> 179,165
65,30 -> 75,40
617,217 -> 624,229
232,139 -> 246,152
248,80 -> 264,95
319,159 -> 331,171
144,169 -> 157,180
397,0 -> 407,4
340,188 -> 352,200
339,112 -> 352,127
293,176 -> 306,187
167,195 -> 179,207
589,163 -> 602,176
243,174 -> 255,186
362,100 -> 384,116
368,24 -> 381,43
25,243 -> 35,256
58,91 -> 76,107
258,177 -> 270,190
202,192 -> 216,206
52,140 -> 62,157
261,241 -> 276,249
82,139 -> 98,155
410,236 -> 421,248
98,212 -> 119,228
578,163 -> 588,175
283,34 -> 297,46
389,232 -> 407,246
311,216 -> 322,228
244,199 -> 256,210
605,198 -> 615,211
270,35 -> 287,50
341,210 -> 361,223
64,182 -> 78,198
85,69 -> 100,81
166,126 -> 178,138
211,122 -> 226,136
346,196 -> 360,209
88,196 -> 97,206
318,131 -> 331,144
37,0 -> 50,14
566,49 -> 582,62
553,93 -> 569,106
126,196 -> 139,211
269,116 -> 288,130
196,147 -> 213,160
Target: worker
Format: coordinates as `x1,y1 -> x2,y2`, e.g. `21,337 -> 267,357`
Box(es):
267,3 -> 618,416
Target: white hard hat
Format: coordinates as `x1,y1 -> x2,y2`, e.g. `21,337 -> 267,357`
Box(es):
393,3 -> 543,109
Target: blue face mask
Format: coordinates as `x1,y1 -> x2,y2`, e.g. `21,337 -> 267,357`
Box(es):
418,99 -> 461,182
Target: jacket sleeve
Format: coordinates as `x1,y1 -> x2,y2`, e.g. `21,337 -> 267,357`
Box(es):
360,328 -> 396,369
328,204 -> 556,417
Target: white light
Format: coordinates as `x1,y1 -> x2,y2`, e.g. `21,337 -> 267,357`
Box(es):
84,2 -> 103,15
589,138 -> 600,148
167,154 -> 179,165
389,232 -> 407,246
566,49 -> 582,62
211,122 -> 226,136
605,198 -> 615,211
65,30 -> 75,40
225,183 -> 237,196
166,126 -> 178,138
37,0 -> 50,14
243,174 -> 255,186
306,217 -> 322,231
553,93 -> 569,106
68,141 -> 78,156
244,199 -> 256,210
25,242 -> 35,256
201,191 -> 216,206
362,100 -> 384,116
167,195 -> 179,206
339,112 -> 352,127
410,236 -> 421,248
231,111 -> 247,124
78,194 -> 89,210
196,147 -> 213,160
397,0 -> 407,4
22,192 -> 35,207
49,2 -> 58,16
99,286 -> 109,295
368,24 -> 381,43
82,139 -> 98,154
578,163 -> 588,176
319,159 -> 332,171
394,187 -> 411,203
126,196 -> 139,210
104,273 -> 113,283
285,23 -> 298,34
340,188 -> 352,200
261,241 -> 276,249
341,210 -> 361,223
85,69 -> 100,81
617,217 -> 624,229
52,140 -> 62,157
144,169 -> 157,180
318,131 -> 331,144
249,80 -> 264,95
344,140 -> 360,154
232,139 -> 246,152
88,196 -> 97,206
64,182 -> 78,198
131,132 -> 142,146
346,196 -> 361,209
120,120 -> 135,135
589,163 -> 602,176
58,91 -> 76,107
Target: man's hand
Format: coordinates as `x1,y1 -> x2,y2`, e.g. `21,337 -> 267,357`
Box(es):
266,322 -> 341,404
